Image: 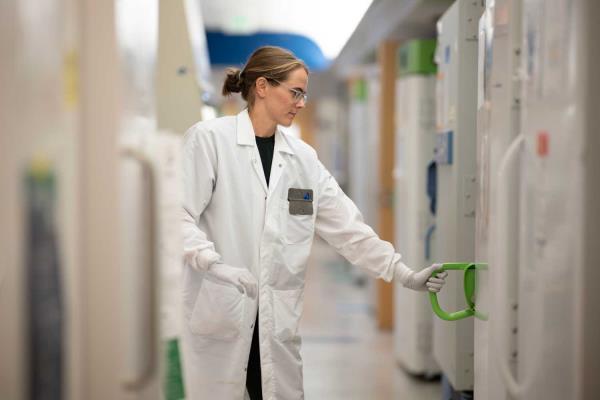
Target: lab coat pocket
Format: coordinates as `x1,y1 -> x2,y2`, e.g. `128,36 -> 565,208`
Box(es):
282,203 -> 314,245
272,288 -> 304,342
189,278 -> 245,340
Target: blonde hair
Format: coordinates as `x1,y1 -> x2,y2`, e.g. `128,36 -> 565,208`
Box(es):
222,46 -> 308,107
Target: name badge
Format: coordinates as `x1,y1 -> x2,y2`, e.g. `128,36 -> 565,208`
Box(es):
288,188 -> 313,215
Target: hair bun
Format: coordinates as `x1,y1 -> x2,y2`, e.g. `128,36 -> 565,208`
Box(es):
222,68 -> 243,95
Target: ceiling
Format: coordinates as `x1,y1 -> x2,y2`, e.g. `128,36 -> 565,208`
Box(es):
199,0 -> 373,68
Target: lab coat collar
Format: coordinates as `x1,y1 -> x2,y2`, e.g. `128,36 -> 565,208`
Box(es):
274,127 -> 294,155
236,109 -> 295,155
236,109 -> 256,146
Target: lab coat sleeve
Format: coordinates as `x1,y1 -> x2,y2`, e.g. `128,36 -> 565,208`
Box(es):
181,125 -> 222,271
314,161 -> 411,283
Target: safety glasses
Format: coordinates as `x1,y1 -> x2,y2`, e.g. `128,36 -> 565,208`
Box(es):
268,78 -> 308,104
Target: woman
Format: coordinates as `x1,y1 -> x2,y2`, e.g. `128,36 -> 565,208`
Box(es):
181,46 -> 447,400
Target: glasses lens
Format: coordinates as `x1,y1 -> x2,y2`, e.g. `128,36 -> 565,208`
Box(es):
275,79 -> 306,104
294,91 -> 307,103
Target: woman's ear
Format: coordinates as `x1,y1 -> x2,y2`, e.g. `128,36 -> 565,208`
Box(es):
255,77 -> 268,99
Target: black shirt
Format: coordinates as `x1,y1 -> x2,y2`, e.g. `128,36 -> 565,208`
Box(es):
248,134 -> 274,399
255,134 -> 275,187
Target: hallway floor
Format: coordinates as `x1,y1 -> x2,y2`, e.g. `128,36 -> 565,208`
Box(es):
300,239 -> 442,399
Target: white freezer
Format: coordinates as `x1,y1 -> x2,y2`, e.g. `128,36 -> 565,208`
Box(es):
0,0 -> 188,398
474,1 -> 522,399
347,74 -> 380,298
393,75 -> 439,376
432,0 -> 483,391
365,71 -> 381,229
486,0 -> 600,398
348,73 -> 380,229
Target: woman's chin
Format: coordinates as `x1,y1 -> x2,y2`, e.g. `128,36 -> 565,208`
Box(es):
279,117 -> 294,127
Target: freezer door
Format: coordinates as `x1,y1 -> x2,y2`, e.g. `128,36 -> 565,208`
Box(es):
474,1 -> 523,399
510,0 -> 596,398
393,75 -> 439,376
432,0 -> 483,391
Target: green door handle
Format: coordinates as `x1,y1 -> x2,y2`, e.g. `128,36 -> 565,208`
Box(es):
429,263 -> 487,321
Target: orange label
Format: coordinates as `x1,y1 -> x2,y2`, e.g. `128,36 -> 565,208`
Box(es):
537,131 -> 549,157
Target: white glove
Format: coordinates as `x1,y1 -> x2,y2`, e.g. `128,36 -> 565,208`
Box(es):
185,247 -> 220,272
206,263 -> 258,299
394,262 -> 448,292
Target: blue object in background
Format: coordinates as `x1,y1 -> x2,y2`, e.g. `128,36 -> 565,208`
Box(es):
426,160 -> 437,214
425,160 -> 437,260
206,30 -> 330,71
425,224 -> 436,261
441,374 -> 474,400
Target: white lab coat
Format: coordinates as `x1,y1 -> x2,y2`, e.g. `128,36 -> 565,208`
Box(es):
181,109 -> 404,399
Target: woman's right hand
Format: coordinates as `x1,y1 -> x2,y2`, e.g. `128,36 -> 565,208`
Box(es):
206,263 -> 258,299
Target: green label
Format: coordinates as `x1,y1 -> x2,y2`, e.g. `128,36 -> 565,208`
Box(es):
352,79 -> 367,102
164,339 -> 185,400
397,39 -> 438,77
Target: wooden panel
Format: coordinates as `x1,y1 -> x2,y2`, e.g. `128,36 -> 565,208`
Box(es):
376,40 -> 399,331
296,101 -> 316,148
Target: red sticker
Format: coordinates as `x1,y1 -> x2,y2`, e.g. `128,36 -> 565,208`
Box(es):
537,131 -> 549,157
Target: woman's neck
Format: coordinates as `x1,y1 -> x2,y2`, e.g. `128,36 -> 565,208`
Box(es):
248,106 -> 277,138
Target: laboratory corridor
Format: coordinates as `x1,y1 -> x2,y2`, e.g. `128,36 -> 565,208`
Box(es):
2,0 -> 600,399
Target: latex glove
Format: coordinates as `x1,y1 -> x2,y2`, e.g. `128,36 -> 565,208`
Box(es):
395,262 -> 448,292
185,247 -> 220,272
206,263 -> 258,299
